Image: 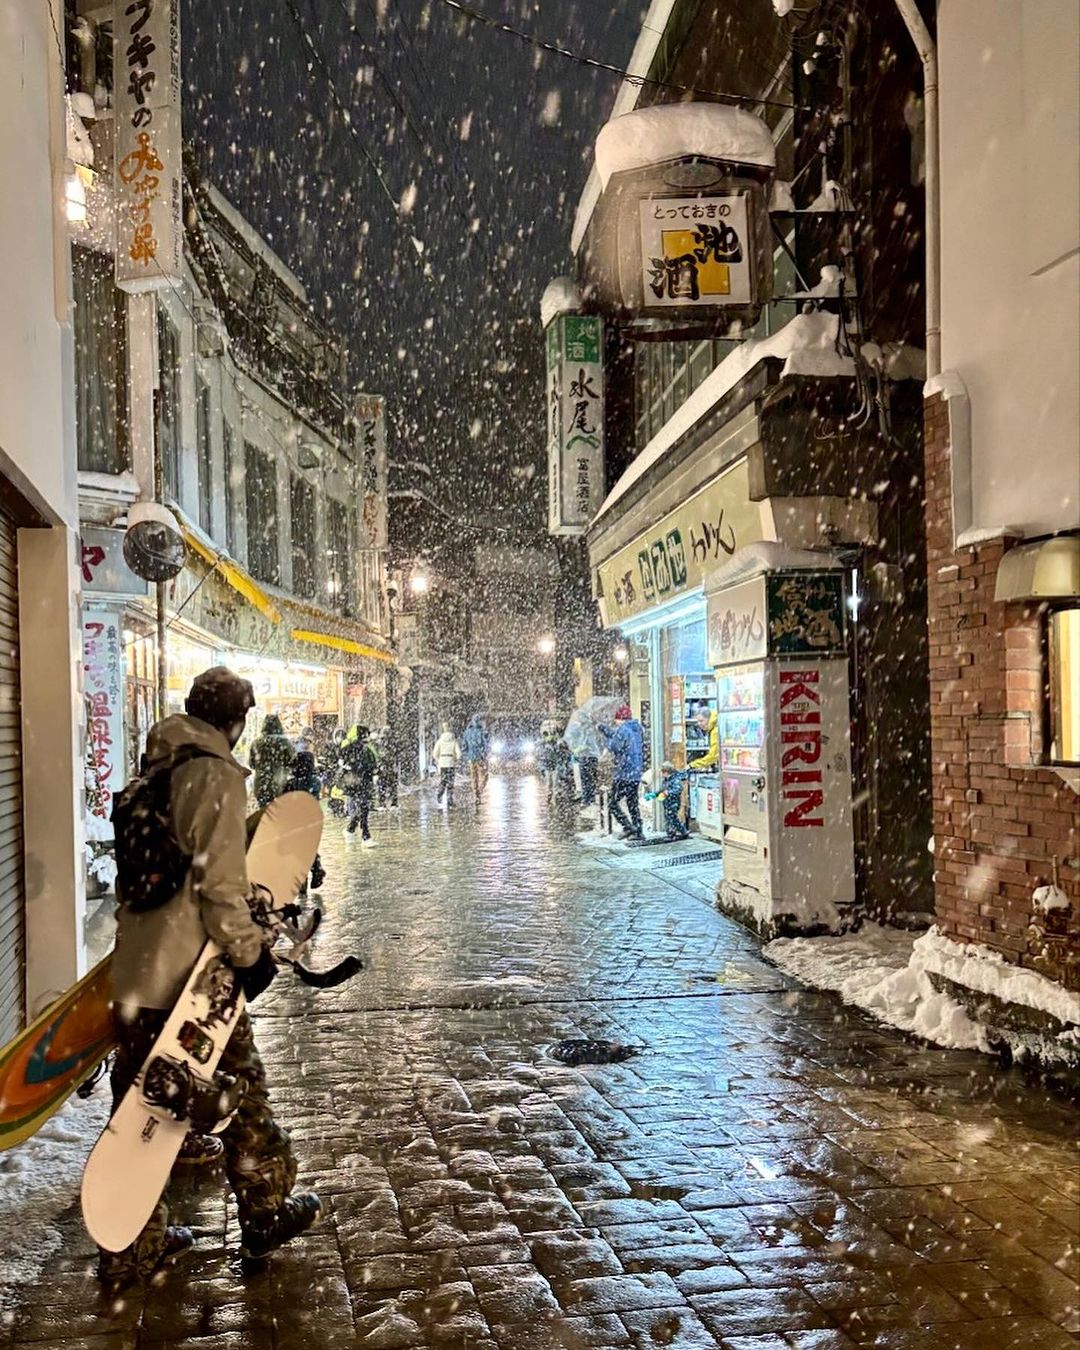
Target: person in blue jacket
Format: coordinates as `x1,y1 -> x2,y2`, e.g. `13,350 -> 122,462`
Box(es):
600,703 -> 644,840
460,714 -> 490,800
645,760 -> 690,841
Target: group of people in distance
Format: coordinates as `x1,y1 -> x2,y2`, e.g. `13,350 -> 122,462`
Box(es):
248,714 -> 402,853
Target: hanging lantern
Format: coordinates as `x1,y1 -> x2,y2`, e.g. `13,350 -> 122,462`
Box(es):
584,103 -> 776,334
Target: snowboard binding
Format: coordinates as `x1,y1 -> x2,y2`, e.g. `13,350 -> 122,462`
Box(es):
142,1054 -> 247,1128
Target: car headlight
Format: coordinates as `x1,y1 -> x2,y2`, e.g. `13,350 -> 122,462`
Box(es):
521,739 -> 535,755
491,739 -> 506,755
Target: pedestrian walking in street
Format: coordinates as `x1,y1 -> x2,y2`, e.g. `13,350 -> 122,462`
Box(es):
375,723 -> 401,809
287,728 -> 326,890
538,729 -> 558,803
249,712 -> 296,810
433,721 -> 461,807
460,714 -> 489,805
645,760 -> 691,841
99,667 -> 320,1292
551,737 -> 579,830
601,704 -> 645,841
341,723 -> 378,845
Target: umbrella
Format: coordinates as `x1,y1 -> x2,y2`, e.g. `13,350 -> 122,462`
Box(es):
563,696 -> 623,757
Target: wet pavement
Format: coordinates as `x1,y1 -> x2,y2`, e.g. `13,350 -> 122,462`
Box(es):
2,773 -> 1078,1349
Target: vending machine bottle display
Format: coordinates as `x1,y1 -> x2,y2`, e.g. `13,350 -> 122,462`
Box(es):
705,568 -> 855,932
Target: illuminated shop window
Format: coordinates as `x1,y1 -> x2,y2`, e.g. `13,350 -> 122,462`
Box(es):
1048,606 -> 1080,766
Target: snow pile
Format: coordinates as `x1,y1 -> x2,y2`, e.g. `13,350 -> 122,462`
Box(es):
769,179 -> 795,212
0,1093 -> 108,1315
596,103 -> 776,188
1033,884 -> 1070,913
765,924 -> 989,1051
914,927 -> 1080,1028
791,264 -> 844,299
540,276 -> 583,329
705,541 -> 842,591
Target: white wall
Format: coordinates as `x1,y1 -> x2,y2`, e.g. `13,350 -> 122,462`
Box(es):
939,0 -> 1080,537
0,0 -> 77,525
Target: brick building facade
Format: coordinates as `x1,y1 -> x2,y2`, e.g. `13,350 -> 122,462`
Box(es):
924,391 -> 1079,994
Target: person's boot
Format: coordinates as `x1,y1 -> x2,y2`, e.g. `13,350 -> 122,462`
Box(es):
239,1192 -> 322,1262
176,1132 -> 224,1166
310,858 -> 326,890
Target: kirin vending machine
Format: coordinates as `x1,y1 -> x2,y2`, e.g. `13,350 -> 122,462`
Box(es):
706,567 -> 855,933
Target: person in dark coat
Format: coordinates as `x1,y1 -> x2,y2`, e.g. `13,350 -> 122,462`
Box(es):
287,728 -> 326,890
376,723 -> 400,809
600,704 -> 645,841
249,713 -> 296,809
341,724 -> 378,845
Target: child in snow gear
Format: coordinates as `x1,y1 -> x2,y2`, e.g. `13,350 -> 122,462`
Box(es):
433,722 -> 460,806
341,723 -> 378,843
645,761 -> 691,840
249,713 -> 296,808
99,667 -> 320,1291
601,705 -> 645,840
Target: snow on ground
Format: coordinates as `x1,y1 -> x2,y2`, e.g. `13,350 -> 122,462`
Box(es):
765,923 -> 990,1052
0,1092 -> 108,1314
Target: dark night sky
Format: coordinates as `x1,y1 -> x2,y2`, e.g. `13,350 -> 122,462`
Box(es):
183,0 -> 644,541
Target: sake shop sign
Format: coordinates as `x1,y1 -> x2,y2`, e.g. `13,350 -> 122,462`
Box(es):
639,195 -> 751,308
547,315 -> 605,537
114,0 -> 183,291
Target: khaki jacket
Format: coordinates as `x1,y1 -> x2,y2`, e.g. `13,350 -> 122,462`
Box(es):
111,715 -> 265,1012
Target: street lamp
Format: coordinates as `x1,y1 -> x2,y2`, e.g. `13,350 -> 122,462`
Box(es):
409,573 -> 430,596
613,644 -> 629,664
537,635 -> 555,656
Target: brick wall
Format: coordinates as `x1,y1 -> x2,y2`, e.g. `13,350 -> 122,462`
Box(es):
924,392 -> 1080,992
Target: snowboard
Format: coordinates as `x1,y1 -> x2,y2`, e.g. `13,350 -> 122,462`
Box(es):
81,790 -> 324,1254
0,957 -> 115,1152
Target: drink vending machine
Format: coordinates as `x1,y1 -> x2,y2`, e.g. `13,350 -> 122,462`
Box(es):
706,567 -> 856,932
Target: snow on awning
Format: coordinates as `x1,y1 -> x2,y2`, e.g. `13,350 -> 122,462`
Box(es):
176,510 -> 282,625
595,103 -> 776,190
994,535 -> 1080,601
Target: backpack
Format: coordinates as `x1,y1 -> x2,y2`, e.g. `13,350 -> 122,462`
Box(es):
111,748 -> 211,913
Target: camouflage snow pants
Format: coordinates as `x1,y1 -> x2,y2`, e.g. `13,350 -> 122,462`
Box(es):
96,1008 -> 297,1285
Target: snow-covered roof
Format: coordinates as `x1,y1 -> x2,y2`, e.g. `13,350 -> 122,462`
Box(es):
540,277 -> 583,330
595,103 -> 776,190
705,543 -> 843,592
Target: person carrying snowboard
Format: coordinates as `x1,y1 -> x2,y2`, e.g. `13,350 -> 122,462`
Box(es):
99,667 -> 320,1292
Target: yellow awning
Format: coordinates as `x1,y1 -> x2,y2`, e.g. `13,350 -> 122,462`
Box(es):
180,523 -> 282,625
290,628 -> 394,664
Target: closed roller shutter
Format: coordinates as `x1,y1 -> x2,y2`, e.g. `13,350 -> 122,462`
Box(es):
0,510 -> 23,1044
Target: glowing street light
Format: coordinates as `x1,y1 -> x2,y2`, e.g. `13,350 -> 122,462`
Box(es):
537,635 -> 555,656
409,573 -> 430,596
613,644 -> 629,664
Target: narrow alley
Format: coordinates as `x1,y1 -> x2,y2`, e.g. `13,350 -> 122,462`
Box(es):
4,780 -> 1076,1350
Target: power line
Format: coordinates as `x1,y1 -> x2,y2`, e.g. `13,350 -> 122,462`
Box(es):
434,0 -> 798,111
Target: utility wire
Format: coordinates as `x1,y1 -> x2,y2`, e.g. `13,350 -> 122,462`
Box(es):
435,0 -> 798,111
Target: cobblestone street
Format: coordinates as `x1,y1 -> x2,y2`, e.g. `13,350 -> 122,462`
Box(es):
3,775 -> 1078,1349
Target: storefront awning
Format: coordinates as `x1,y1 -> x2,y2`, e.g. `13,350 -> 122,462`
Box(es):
177,517 -> 282,625
290,629 -> 394,664
994,536 -> 1080,602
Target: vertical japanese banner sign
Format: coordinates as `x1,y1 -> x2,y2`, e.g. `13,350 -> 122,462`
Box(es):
355,395 -> 388,549
546,315 -> 604,536
114,0 -> 182,292
81,610 -> 124,819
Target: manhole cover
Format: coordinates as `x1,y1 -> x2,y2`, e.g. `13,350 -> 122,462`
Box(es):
548,1039 -> 641,1066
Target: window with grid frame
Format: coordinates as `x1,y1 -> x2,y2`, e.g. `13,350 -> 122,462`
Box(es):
73,246 -> 129,475
290,474 -> 316,600
196,377 -> 213,533
157,310 -> 181,500
1047,605 -> 1080,767
223,423 -> 239,556
244,443 -> 279,584
326,497 -> 351,614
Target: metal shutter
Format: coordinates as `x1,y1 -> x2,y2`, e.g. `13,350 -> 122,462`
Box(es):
0,511 -> 23,1043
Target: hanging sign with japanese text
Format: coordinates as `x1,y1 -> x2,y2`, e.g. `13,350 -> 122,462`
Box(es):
114,0 -> 182,292
355,394 -> 388,549
81,608 -> 125,818
596,459 -> 763,627
80,527 -> 150,598
546,315 -> 605,536
639,195 -> 752,309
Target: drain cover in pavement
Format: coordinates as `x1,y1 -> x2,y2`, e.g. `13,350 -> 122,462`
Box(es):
549,1039 -> 641,1066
